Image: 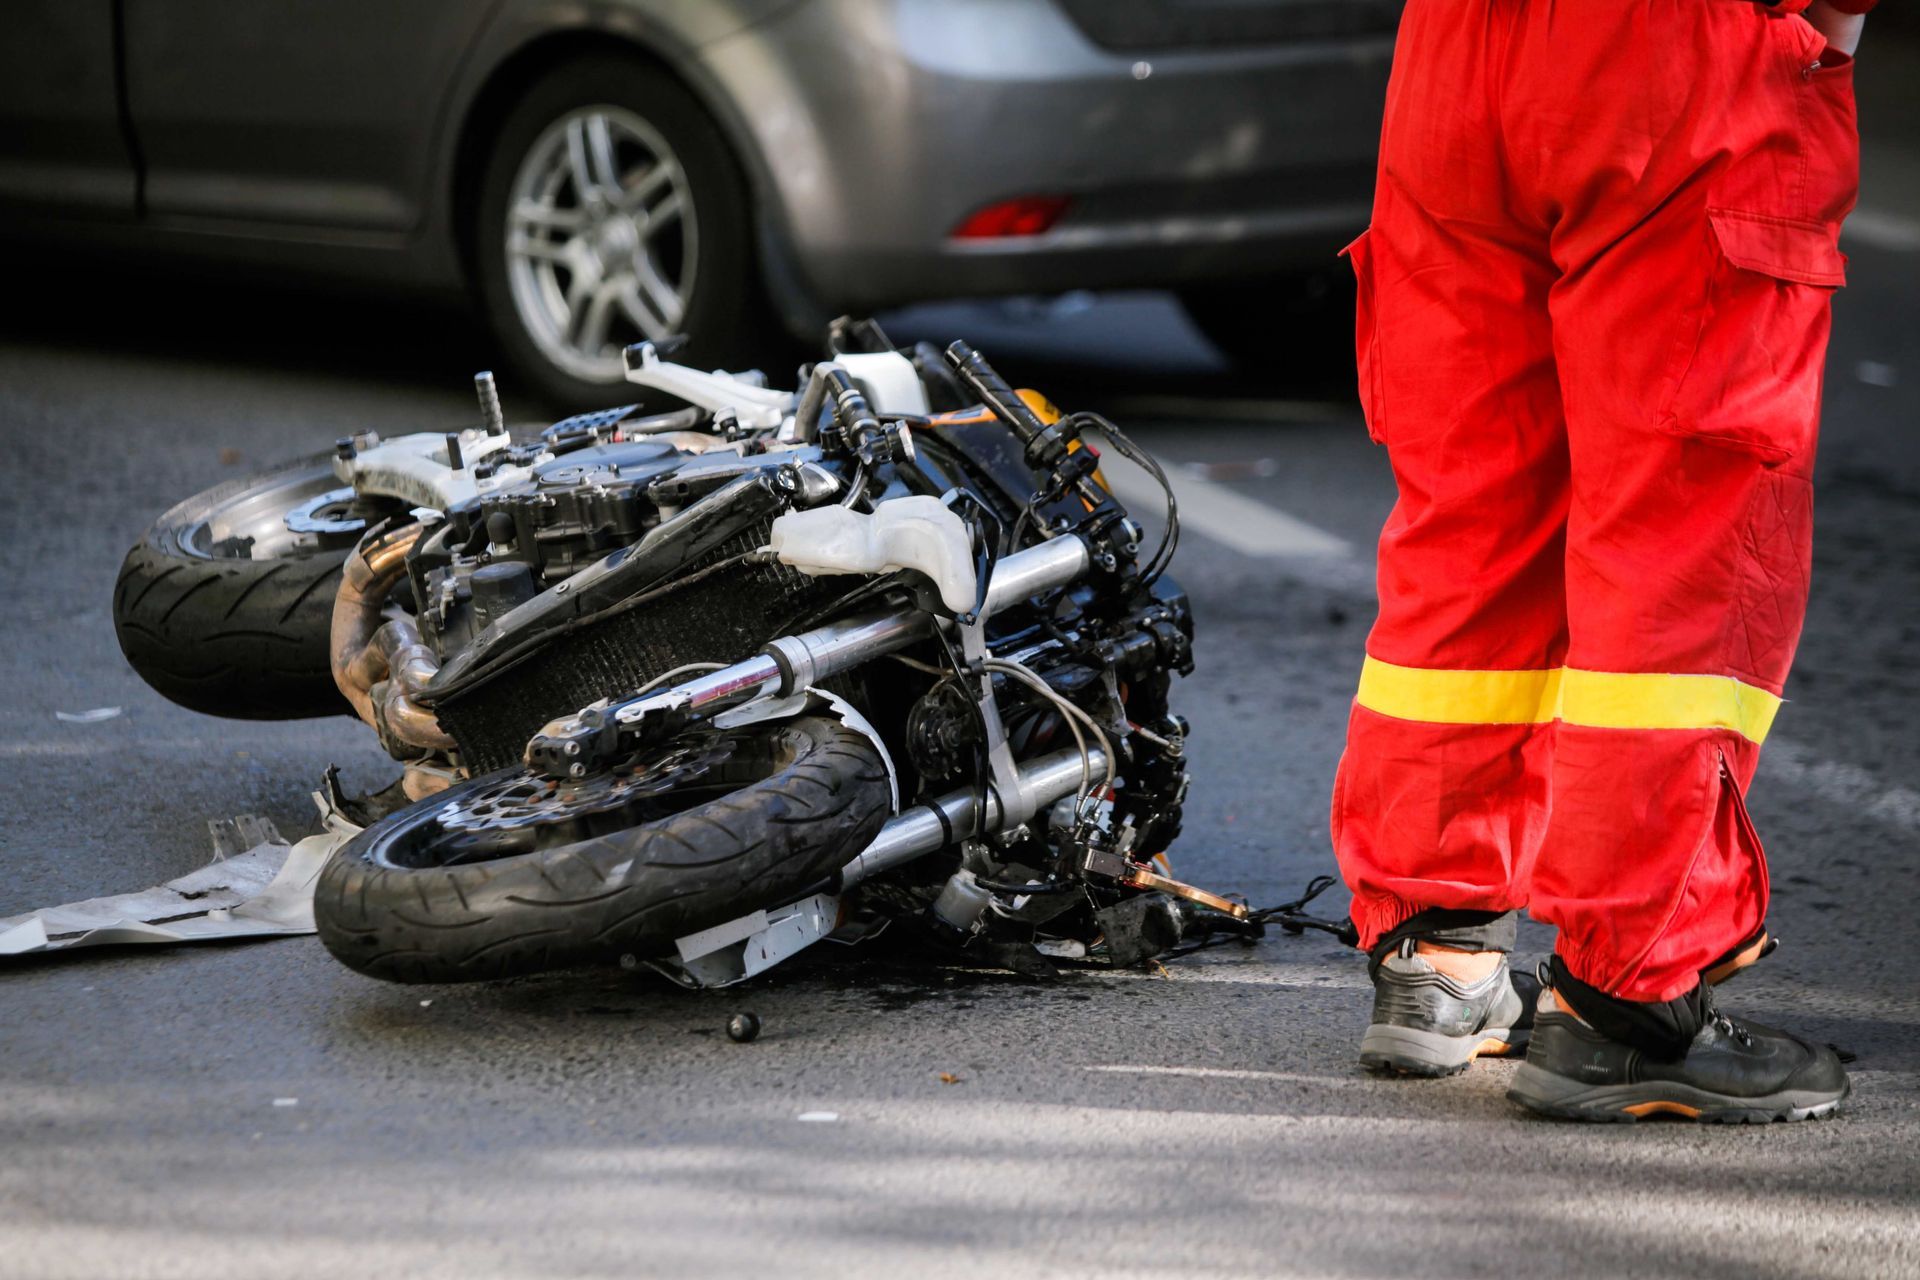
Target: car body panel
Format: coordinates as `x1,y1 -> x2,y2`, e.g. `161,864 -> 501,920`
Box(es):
0,4 -> 137,214
122,0 -> 502,234
0,0 -> 1391,336
694,0 -> 1388,307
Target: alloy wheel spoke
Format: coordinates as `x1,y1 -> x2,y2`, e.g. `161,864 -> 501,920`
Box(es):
636,191 -> 685,244
584,113 -> 622,194
633,254 -> 685,329
564,261 -> 603,323
564,118 -> 601,202
511,199 -> 586,233
616,162 -> 678,215
617,280 -> 671,340
571,280 -> 621,353
508,230 -> 574,264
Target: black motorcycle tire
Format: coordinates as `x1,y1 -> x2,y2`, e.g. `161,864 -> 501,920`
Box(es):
315,716 -> 892,984
113,453 -> 358,720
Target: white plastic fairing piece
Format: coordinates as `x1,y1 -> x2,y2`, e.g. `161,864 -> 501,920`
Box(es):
768,496 -> 976,614
838,351 -> 931,416
623,342 -> 792,429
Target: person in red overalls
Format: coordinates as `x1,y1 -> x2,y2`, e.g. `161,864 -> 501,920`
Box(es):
1333,0 -> 1872,1121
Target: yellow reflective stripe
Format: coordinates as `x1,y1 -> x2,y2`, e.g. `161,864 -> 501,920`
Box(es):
1355,658 -> 1783,745
1556,669 -> 1782,742
1356,660 -> 1560,726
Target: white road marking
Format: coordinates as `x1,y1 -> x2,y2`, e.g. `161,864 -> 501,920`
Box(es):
1856,359 -> 1899,387
1102,459 -> 1351,559
1097,961 -> 1370,990
1085,1064 -> 1363,1087
1843,207 -> 1920,252
1764,738 -> 1920,833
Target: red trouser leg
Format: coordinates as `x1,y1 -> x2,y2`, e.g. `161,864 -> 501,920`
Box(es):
1332,0 -> 1568,947
1333,0 -> 1855,1001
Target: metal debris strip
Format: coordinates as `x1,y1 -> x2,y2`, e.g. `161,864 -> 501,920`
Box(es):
0,794 -> 361,959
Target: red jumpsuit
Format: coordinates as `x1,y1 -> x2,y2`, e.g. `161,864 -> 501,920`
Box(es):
1333,0 -> 1860,1003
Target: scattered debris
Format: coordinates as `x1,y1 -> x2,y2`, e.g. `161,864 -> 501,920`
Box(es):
219,447 -> 246,466
54,707 -> 122,724
726,1012 -> 763,1043
0,794 -> 359,958
937,1072 -> 963,1085
207,814 -> 282,861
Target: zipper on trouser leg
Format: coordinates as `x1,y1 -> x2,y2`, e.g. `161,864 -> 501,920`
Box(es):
1599,742 -> 1773,1001
1717,747 -> 1772,959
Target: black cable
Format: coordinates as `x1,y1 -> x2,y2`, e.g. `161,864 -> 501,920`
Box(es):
1071,412 -> 1178,586
839,462 -> 867,509
1158,874 -> 1355,961
929,622 -> 995,841
973,875 -> 1076,896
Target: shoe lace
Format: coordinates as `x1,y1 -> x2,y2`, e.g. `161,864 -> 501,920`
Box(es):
1701,988 -> 1753,1048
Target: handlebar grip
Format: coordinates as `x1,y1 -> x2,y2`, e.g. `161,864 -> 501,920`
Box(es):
943,341 -> 1048,443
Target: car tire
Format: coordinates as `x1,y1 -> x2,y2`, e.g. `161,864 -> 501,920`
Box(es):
1178,268 -> 1357,387
473,55 -> 784,411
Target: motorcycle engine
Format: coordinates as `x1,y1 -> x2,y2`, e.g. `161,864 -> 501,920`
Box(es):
408,438 -> 719,661
406,436 -> 855,774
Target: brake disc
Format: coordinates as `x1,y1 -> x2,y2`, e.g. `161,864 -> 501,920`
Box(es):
436,730 -> 735,834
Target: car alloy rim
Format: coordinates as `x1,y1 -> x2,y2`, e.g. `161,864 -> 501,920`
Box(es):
504,106 -> 698,384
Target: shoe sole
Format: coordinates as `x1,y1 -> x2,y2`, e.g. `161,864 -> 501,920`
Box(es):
1359,1023 -> 1527,1078
1507,1061 -> 1850,1123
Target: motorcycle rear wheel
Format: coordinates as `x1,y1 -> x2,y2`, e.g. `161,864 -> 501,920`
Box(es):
314,716 -> 891,984
113,453 -> 367,719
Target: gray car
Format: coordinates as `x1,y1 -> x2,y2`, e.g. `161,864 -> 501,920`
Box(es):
0,0 -> 1394,406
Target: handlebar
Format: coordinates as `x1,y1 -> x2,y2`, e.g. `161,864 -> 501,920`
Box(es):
942,341 -> 1052,448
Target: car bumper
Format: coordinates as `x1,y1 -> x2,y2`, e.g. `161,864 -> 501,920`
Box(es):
700,0 -> 1389,310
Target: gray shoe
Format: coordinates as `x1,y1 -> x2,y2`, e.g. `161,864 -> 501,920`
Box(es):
1359,943 -> 1533,1077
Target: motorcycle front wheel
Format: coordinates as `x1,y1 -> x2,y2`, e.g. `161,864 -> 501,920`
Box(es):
314,716 -> 892,984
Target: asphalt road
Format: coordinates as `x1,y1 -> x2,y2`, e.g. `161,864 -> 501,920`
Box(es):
5,58 -> 1920,1280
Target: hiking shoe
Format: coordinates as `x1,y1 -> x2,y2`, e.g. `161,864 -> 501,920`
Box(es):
1508,989 -> 1850,1124
1358,945 -> 1533,1077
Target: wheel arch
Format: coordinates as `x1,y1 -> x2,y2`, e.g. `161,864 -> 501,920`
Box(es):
444,23 -> 823,341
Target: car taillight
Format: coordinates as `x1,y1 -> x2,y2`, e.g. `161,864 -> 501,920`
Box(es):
951,196 -> 1071,240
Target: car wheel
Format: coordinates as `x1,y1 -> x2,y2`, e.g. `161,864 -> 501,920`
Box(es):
1178,268 -> 1357,389
474,55 -> 779,410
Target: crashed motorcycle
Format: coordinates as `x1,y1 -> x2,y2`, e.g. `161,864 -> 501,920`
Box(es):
116,322 -> 1319,987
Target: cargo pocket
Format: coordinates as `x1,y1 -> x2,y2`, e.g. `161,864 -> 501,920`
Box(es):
1654,210 -> 1844,467
1340,229 -> 1385,444
1789,23 -> 1860,229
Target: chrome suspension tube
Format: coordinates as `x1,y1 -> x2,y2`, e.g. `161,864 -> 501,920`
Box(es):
540,533 -> 1096,771
641,533 -> 1092,716
984,534 -> 1089,618
839,745 -> 1108,888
